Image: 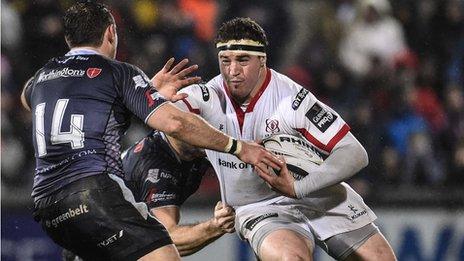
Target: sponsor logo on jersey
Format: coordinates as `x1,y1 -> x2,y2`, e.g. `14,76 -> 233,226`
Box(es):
244,213 -> 278,230
76,56 -> 89,61
97,230 -> 124,248
348,204 -> 367,221
44,204 -> 90,228
133,74 -> 148,89
37,67 -> 85,83
57,56 -> 75,64
36,149 -> 97,174
151,191 -> 176,202
198,84 -> 210,101
292,88 -> 309,110
218,158 -> 252,169
147,169 -> 161,183
86,67 -> 102,78
265,119 -> 280,133
305,102 -> 337,132
278,136 -> 319,153
146,169 -> 178,185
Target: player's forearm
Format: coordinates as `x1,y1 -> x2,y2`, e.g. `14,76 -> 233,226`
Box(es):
294,133 -> 368,198
170,111 -> 229,152
169,220 -> 224,256
149,104 -> 230,153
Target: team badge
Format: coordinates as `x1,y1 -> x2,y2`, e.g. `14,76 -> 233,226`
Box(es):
86,68 -> 102,78
265,119 -> 280,133
305,102 -> 337,132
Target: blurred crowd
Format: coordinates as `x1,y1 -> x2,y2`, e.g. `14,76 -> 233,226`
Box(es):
2,0 -> 463,207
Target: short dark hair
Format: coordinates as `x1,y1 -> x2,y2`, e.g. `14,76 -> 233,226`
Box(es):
215,17 -> 268,47
63,1 -> 115,48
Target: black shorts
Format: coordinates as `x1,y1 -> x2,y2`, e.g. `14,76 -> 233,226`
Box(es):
33,174 -> 172,261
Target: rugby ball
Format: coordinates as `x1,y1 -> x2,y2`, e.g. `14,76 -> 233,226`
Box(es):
262,134 -> 323,180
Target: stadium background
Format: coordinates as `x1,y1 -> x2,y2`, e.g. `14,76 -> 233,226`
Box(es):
1,0 -> 463,260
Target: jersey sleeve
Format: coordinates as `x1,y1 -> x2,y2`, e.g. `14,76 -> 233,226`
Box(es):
285,87 -> 351,154
112,62 -> 168,123
141,167 -> 183,209
172,83 -> 209,115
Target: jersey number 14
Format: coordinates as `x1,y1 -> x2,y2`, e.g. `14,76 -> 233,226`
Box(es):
35,99 -> 85,157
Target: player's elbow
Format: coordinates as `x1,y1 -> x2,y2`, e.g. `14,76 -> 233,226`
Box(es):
351,142 -> 368,172
341,132 -> 368,172
358,145 -> 369,169
147,103 -> 192,137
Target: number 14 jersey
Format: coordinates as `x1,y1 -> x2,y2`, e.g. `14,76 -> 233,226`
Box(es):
25,50 -> 167,200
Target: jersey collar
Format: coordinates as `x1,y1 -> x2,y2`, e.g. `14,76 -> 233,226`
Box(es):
65,48 -> 102,56
223,68 -> 272,134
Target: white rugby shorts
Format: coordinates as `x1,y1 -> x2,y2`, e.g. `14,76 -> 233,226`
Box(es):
235,183 -> 377,257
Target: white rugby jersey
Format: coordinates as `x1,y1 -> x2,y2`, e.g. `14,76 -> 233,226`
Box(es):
174,69 -> 350,207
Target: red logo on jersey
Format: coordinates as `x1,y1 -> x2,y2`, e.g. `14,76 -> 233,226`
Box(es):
265,119 -> 280,133
145,89 -> 155,107
86,68 -> 102,78
134,139 -> 145,153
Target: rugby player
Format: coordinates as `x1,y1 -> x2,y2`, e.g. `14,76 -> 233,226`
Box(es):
174,18 -> 397,260
20,2 -> 281,260
122,131 -> 235,256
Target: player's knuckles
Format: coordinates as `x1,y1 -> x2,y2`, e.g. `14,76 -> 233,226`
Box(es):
222,217 -> 235,224
223,222 -> 235,230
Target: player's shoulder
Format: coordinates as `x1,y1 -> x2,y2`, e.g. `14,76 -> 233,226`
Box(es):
138,131 -> 167,155
206,75 -> 228,98
206,74 -> 224,88
106,58 -> 141,74
269,69 -> 315,109
123,132 -> 177,169
269,69 -> 305,92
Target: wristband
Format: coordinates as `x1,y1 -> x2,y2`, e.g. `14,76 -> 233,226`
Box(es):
224,137 -> 234,153
234,140 -> 242,155
225,138 -> 242,155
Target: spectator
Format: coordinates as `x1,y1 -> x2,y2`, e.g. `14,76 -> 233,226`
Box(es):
339,0 -> 408,78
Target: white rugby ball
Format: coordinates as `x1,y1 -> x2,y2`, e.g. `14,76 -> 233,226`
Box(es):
262,134 -> 323,180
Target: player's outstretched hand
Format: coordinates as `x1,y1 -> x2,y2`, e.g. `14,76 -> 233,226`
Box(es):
237,141 -> 283,173
255,156 -> 297,198
151,58 -> 202,102
211,201 -> 235,234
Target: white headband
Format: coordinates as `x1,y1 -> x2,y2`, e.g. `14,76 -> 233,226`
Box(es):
216,39 -> 266,56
